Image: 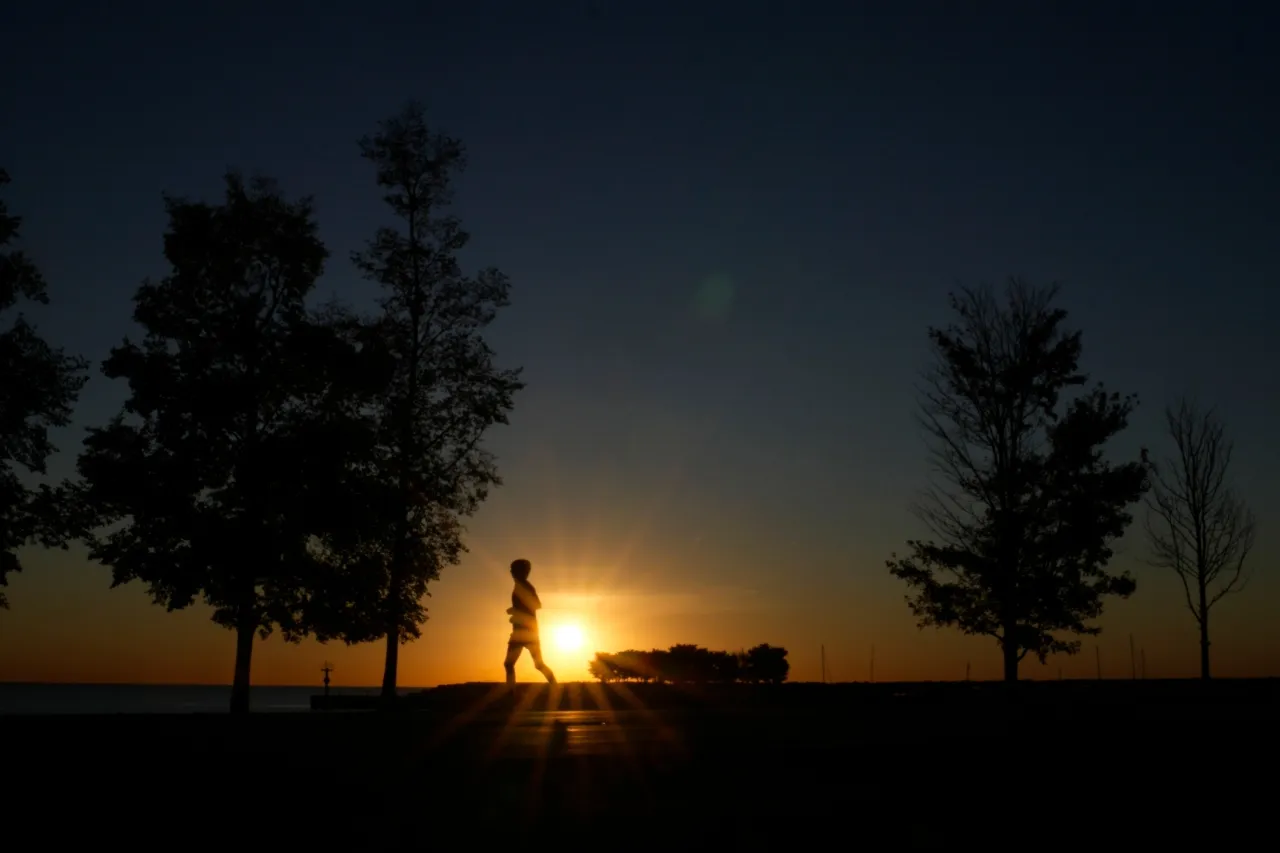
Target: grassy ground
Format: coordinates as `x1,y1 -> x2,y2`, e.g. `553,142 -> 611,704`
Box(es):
8,680 -> 1275,847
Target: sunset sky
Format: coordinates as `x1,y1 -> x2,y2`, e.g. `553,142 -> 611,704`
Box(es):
2,3 -> 1277,687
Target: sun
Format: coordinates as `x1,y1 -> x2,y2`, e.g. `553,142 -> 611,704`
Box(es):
550,622 -> 586,654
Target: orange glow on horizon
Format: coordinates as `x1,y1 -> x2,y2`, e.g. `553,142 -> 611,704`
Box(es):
2,469 -> 1279,688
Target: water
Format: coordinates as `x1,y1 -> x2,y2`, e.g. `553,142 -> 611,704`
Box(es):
0,682 -> 403,714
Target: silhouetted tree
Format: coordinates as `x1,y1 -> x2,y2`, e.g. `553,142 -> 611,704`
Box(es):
1145,399 -> 1256,680
588,645 -> 787,684
742,644 -> 790,684
646,649 -> 672,681
287,307 -> 401,643
709,649 -> 742,682
0,169 -> 88,609
887,279 -> 1148,682
611,649 -> 662,682
350,102 -> 524,699
593,650 -> 657,682
587,654 -> 616,682
666,644 -> 709,682
74,173 -> 361,713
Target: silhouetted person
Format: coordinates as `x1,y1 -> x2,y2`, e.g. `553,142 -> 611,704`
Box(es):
504,558 -> 556,685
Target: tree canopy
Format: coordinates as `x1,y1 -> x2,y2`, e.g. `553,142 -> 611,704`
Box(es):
0,168 -> 88,609
588,645 -> 790,684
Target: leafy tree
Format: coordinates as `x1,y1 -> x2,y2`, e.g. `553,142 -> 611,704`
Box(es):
887,279 -> 1148,681
741,644 -> 790,684
0,169 -> 88,609
75,173 -> 363,712
588,645 -> 786,684
709,649 -> 743,682
665,644 -> 709,682
587,654 -> 616,682
348,102 -> 524,698
597,650 -> 658,682
1145,399 -> 1256,679
286,307 -> 399,642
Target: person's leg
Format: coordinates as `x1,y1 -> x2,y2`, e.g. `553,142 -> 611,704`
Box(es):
503,642 -> 523,685
527,641 -> 556,684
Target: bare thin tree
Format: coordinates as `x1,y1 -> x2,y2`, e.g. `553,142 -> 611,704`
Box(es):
1144,399 -> 1256,680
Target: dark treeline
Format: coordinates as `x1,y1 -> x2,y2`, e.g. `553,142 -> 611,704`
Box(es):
0,102 -> 1262,702
587,644 -> 790,685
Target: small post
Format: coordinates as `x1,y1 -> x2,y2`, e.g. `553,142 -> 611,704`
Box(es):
1129,634 -> 1137,680
1095,646 -> 1102,680
321,661 -> 335,697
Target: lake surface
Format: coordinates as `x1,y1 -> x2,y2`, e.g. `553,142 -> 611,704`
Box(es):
0,682 -> 395,714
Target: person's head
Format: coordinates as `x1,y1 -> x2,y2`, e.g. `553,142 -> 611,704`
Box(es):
510,559 -> 532,582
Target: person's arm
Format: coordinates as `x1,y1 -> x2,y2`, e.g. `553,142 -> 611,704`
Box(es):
513,582 -> 539,613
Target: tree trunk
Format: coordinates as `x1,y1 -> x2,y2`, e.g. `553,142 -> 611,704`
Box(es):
379,518 -> 410,701
1002,638 -> 1019,682
1198,581 -> 1211,680
380,627 -> 400,701
230,612 -> 256,714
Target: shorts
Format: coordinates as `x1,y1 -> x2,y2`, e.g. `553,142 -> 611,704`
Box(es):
508,627 -> 540,647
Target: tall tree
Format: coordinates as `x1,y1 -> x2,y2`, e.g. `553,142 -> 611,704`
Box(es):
75,173 -> 359,712
0,169 -> 88,609
1144,399 -> 1255,679
886,278 -> 1148,681
350,102 -> 523,698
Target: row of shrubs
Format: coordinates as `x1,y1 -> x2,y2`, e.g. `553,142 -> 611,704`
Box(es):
587,644 -> 790,684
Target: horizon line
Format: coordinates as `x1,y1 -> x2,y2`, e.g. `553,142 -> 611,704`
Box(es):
6,677 -> 1278,689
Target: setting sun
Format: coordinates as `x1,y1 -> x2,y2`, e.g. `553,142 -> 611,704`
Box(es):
551,623 -> 586,654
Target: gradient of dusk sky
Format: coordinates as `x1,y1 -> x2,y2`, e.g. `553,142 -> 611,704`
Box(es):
2,2 -> 1276,686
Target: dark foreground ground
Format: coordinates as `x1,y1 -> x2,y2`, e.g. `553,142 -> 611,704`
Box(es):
8,679 -> 1277,848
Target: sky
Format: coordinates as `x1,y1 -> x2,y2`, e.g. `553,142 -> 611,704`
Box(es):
2,2 -> 1277,687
